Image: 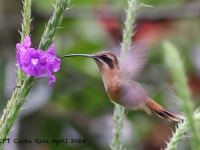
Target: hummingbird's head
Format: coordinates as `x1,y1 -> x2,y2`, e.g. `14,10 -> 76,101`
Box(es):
62,51 -> 119,71
93,51 -> 119,70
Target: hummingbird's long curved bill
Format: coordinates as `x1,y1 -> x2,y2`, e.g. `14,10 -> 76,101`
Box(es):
61,54 -> 95,59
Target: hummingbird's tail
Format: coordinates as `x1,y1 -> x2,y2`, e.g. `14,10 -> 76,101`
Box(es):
145,99 -> 184,121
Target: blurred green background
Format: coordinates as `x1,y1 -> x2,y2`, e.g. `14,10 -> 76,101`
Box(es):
1,0 -> 200,150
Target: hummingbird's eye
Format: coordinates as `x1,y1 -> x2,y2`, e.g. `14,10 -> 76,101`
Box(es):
102,55 -> 109,60
100,54 -> 114,68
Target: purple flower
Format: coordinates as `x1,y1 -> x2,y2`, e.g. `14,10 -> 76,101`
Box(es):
46,44 -> 61,73
48,73 -> 56,88
45,44 -> 61,87
21,49 -> 47,76
16,35 -> 32,68
16,35 -> 60,87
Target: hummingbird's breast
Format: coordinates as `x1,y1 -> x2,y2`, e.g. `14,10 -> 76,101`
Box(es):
102,71 -> 149,109
107,82 -> 120,102
100,70 -> 121,102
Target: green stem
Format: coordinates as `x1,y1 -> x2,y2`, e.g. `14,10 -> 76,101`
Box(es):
39,0 -> 71,50
0,1 -> 33,149
0,0 -> 71,149
20,0 -> 32,42
0,76 -> 34,150
111,104 -> 126,150
165,109 -> 200,150
163,41 -> 200,150
121,0 -> 138,52
165,121 -> 188,150
111,0 -> 138,150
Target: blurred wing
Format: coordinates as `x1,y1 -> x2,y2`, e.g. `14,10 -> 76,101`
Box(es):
119,79 -> 149,109
112,40 -> 150,81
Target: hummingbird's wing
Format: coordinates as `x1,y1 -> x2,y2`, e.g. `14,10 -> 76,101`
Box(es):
111,40 -> 150,81
120,42 -> 150,81
119,78 -> 183,121
118,78 -> 149,110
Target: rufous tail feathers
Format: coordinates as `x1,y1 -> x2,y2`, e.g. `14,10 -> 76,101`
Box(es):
145,99 -> 183,121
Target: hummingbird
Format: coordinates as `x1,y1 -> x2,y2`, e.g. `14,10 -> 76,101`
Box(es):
62,48 -> 182,121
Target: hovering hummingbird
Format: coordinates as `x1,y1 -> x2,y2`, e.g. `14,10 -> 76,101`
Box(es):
62,46 -> 182,121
